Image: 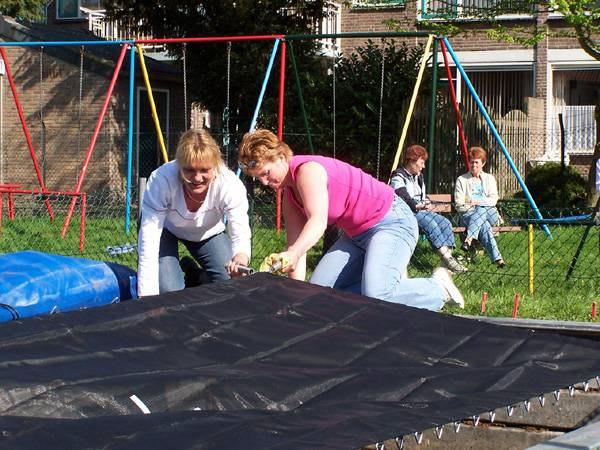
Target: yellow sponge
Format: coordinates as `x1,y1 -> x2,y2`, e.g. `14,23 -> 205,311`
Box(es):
259,253 -> 291,274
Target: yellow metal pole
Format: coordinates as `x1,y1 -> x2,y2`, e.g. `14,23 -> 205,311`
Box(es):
389,34 -> 434,176
136,44 -> 169,164
528,224 -> 534,295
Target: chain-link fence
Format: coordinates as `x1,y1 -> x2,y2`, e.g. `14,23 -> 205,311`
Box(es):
1,186 -> 598,320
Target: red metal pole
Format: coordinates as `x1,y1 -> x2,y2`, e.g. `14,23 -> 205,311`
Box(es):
592,302 -> 597,321
137,35 -> 285,45
276,40 -> 287,234
79,193 -> 87,252
439,40 -> 470,172
512,293 -> 520,319
0,48 -> 55,220
62,44 -> 129,238
480,291 -> 488,315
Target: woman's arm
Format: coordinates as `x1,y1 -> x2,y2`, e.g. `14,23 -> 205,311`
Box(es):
483,173 -> 499,207
281,162 -> 329,279
222,173 -> 252,272
454,175 -> 470,214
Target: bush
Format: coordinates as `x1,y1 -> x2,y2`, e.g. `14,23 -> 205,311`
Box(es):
515,162 -> 587,208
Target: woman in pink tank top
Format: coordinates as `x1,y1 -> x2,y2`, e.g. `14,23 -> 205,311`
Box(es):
238,129 -> 464,311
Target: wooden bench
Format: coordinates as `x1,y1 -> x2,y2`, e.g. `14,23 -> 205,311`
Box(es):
427,194 -> 521,234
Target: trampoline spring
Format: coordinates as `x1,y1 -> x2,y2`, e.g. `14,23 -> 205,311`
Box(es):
489,411 -> 496,423
434,426 -> 443,439
553,390 -> 561,401
539,395 -> 545,407
506,405 -> 514,417
472,415 -> 480,427
596,376 -> 600,388
453,421 -> 461,433
568,385 -> 575,397
414,431 -> 423,444
394,436 -> 404,449
376,442 -> 385,450
583,381 -> 589,392
523,400 -> 531,412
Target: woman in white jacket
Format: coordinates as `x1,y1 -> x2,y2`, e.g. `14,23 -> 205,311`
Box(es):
137,129 -> 251,297
454,147 -> 505,268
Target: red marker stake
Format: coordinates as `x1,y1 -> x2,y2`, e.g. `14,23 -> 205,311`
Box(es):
481,292 -> 488,315
592,302 -> 597,321
512,294 -> 520,319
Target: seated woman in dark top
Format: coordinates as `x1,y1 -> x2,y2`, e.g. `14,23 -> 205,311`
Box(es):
390,144 -> 467,273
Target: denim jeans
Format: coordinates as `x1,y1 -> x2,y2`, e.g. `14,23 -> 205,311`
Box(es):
310,196 -> 445,311
460,206 -> 502,262
415,211 -> 455,250
158,228 -> 232,293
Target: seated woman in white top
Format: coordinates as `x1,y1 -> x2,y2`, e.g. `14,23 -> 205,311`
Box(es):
454,146 -> 505,268
137,129 -> 252,297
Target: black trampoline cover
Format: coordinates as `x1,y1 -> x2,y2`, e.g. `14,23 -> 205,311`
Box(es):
0,273 -> 599,449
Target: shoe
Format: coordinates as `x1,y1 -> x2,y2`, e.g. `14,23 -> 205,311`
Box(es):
432,267 -> 465,309
461,241 -> 471,253
495,259 -> 506,269
442,256 -> 468,274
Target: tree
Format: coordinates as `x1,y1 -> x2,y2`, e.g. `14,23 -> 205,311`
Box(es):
0,0 -> 48,21
102,0 -> 326,134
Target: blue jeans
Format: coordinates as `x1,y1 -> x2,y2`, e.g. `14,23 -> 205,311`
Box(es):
460,206 -> 502,262
310,196 -> 445,311
415,211 -> 455,250
158,228 -> 232,293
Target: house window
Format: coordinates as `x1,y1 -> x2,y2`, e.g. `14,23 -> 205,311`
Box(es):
352,0 -> 406,9
56,0 -> 80,19
420,0 -> 532,19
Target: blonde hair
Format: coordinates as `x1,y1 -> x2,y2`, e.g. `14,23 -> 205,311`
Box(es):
175,129 -> 223,172
238,129 -> 293,171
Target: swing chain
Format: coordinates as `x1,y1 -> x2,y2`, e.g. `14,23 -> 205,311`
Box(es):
182,43 -> 188,131
222,41 -> 232,166
39,46 -> 46,181
332,44 -> 337,160
376,44 -> 385,181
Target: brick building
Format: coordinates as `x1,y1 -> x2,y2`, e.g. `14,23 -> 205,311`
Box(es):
0,13 -> 184,194
335,1 -> 600,185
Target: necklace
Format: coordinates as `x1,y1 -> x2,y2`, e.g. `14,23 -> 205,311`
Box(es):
183,185 -> 206,206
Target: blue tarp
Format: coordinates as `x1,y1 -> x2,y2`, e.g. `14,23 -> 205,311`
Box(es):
0,251 -> 137,322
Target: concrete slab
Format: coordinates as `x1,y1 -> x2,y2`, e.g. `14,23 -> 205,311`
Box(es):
526,421 -> 600,449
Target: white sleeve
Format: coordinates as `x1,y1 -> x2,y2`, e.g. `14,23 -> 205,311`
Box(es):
137,171 -> 172,297
389,173 -> 406,191
484,174 -> 499,207
222,174 -> 252,259
596,158 -> 600,193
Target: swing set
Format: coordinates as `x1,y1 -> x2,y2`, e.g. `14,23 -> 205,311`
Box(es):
0,31 -> 552,252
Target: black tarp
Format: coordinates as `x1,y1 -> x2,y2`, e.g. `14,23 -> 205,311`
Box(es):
0,273 -> 599,449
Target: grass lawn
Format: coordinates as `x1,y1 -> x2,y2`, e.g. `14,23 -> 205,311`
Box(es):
1,214 -> 599,322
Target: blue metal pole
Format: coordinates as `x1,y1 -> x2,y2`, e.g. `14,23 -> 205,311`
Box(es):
443,37 -> 552,238
125,45 -> 135,235
250,39 -> 280,131
236,38 -> 281,177
0,40 -> 133,47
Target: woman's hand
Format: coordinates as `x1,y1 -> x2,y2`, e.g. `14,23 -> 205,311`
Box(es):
226,252 -> 251,277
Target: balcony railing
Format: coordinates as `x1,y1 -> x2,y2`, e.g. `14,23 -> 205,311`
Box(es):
549,105 -> 597,159
420,0 -> 533,19
81,7 -> 155,42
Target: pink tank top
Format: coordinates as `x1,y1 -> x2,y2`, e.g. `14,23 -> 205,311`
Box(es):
285,155 -> 394,237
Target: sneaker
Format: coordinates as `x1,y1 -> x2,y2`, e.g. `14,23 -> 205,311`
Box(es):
432,267 -> 465,308
495,259 -> 506,269
442,256 -> 468,273
460,240 -> 471,253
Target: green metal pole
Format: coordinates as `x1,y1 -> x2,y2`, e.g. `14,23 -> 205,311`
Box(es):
286,31 -> 432,41
427,38 -> 439,193
288,41 -> 314,154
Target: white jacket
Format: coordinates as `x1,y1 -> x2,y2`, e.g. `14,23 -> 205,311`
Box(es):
137,161 -> 251,296
454,171 -> 499,214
